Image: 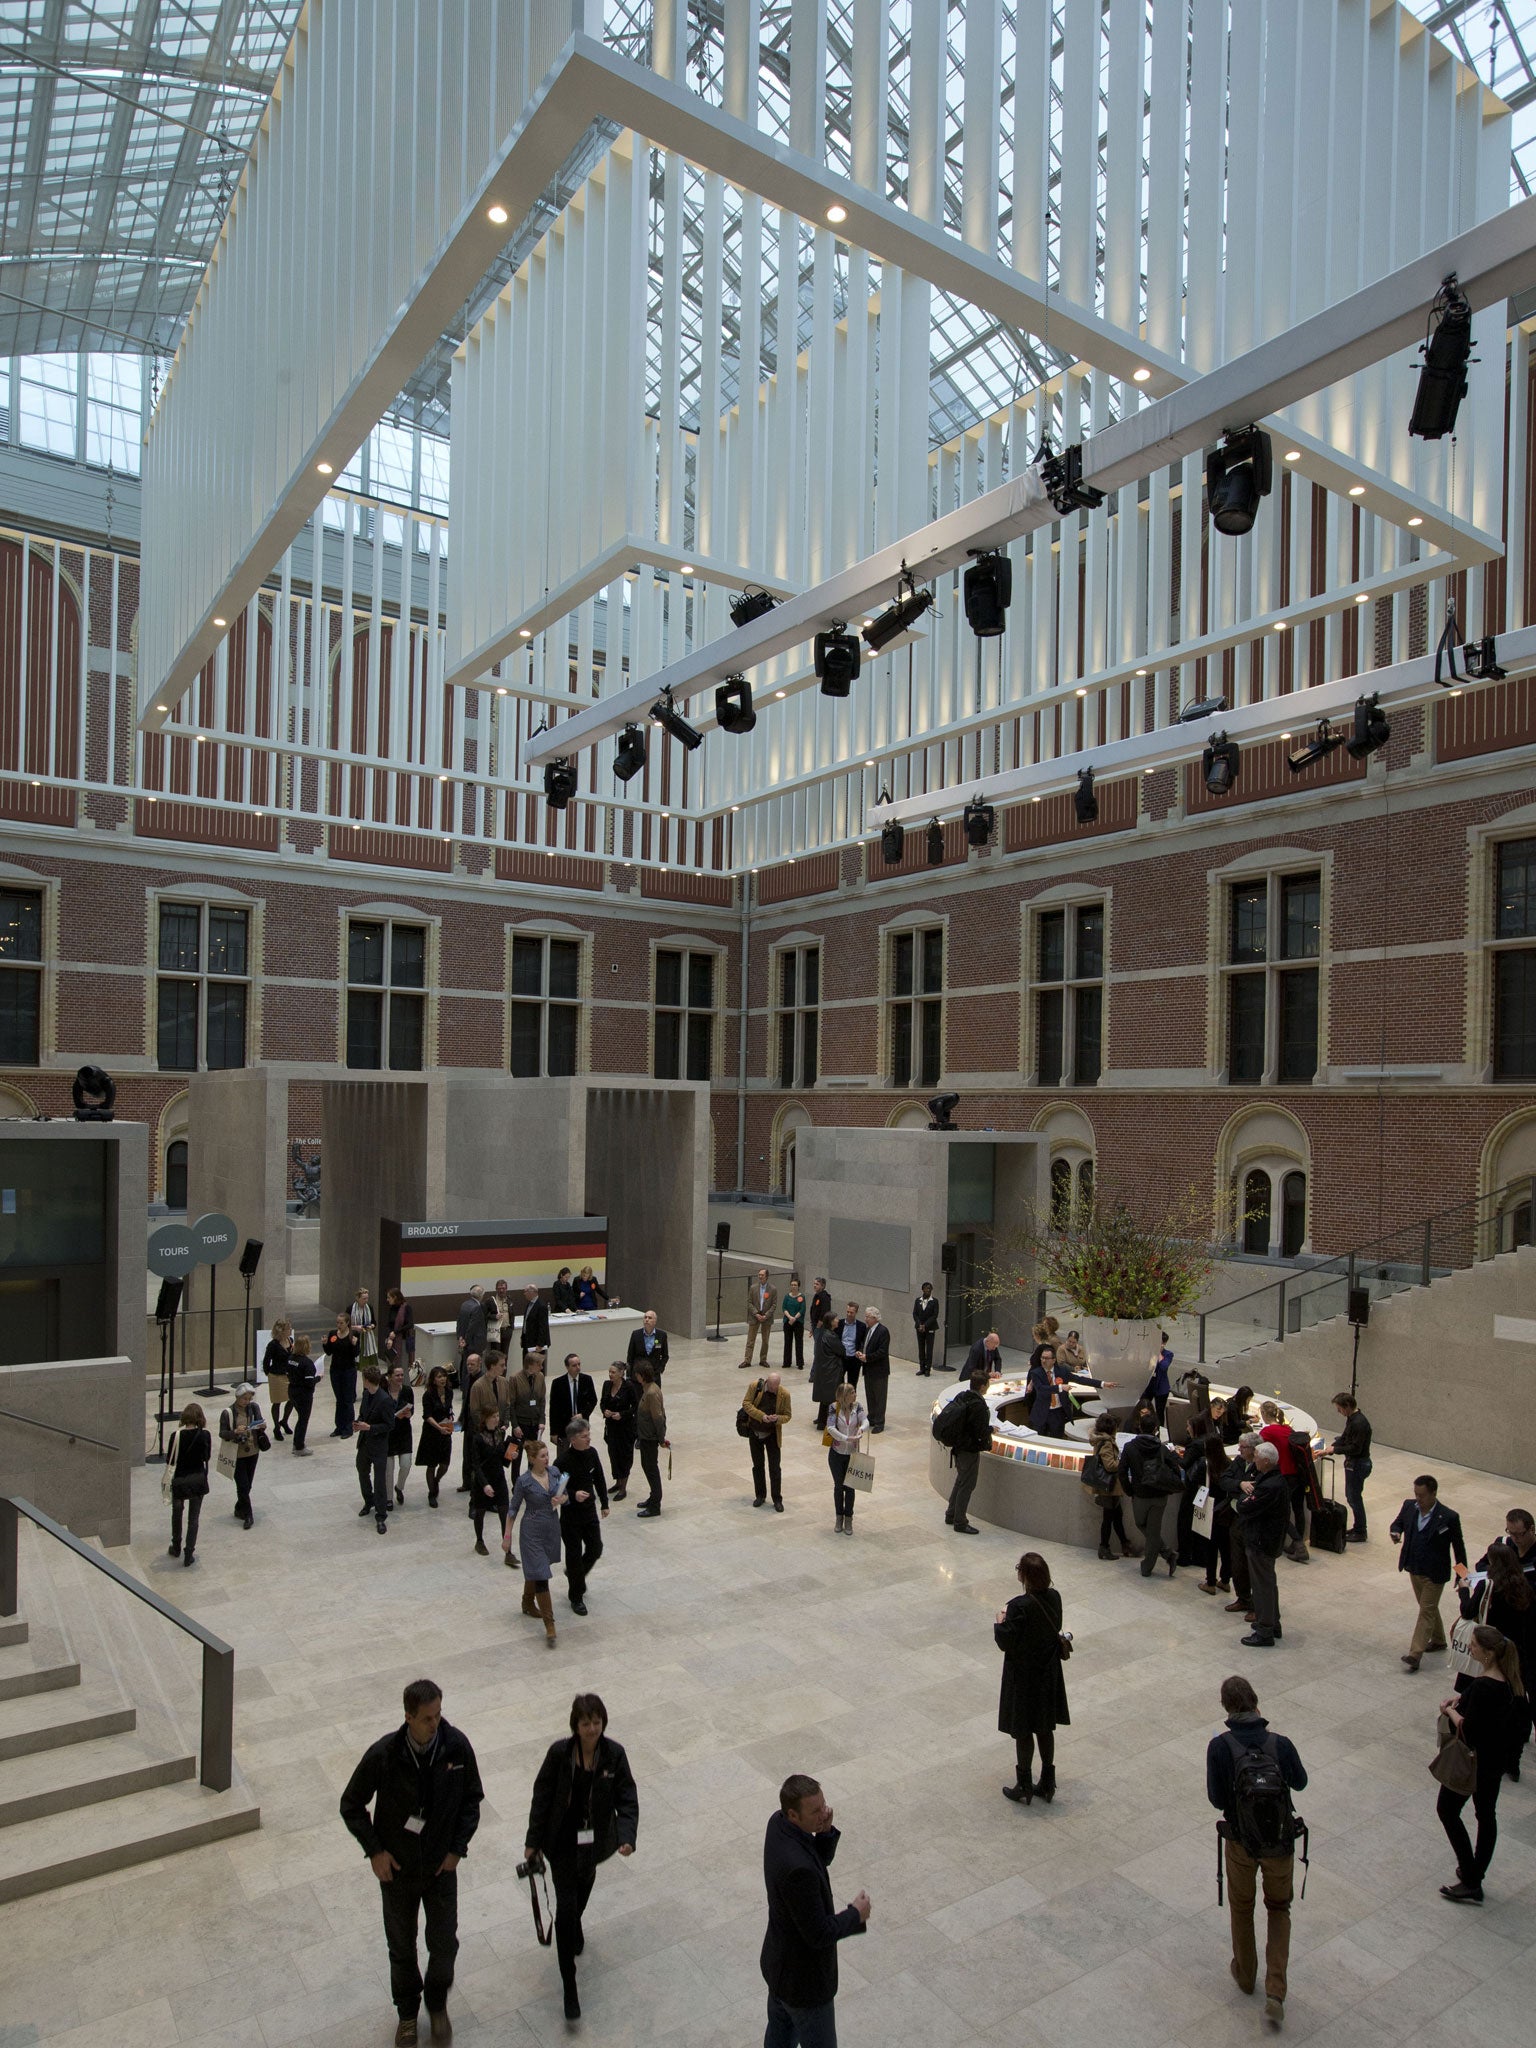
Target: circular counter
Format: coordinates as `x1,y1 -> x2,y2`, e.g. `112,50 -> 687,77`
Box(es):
927,1378 -> 1319,1549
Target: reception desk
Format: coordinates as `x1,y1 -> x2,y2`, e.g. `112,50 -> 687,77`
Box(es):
417,1307 -> 644,1373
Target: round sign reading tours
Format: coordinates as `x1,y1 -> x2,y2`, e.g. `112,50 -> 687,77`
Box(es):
147,1222 -> 196,1277
190,1211 -> 239,1263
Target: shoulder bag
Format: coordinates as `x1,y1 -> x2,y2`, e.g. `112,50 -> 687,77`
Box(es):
1428,1710 -> 1477,1796
846,1433 -> 876,1493
160,1430 -> 180,1502
215,1432 -> 240,1481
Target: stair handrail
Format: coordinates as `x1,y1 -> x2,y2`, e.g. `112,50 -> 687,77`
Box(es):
0,1407 -> 121,1454
0,1495 -> 234,1791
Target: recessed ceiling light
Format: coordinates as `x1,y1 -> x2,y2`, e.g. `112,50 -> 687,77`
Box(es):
1134,667 -> 1147,677
496,686 -> 508,695
661,810 -> 669,819
826,203 -> 847,224
1075,687 -> 1087,698
1132,366 -> 1151,383
774,689 -> 786,698
194,734 -> 205,743
861,617 -> 873,627
486,203 -> 509,224
148,795 -> 157,803
1348,484 -> 1365,497
1408,516 -> 1423,528
731,804 -> 740,812
155,704 -> 167,712
680,563 -> 694,575
1449,686 -> 1463,698
212,616 -> 226,627
30,778 -> 39,786
1031,795 -> 1041,803
1283,449 -> 1302,462
1273,620 -> 1289,631
1279,731 -> 1292,741
519,627 -> 532,638
1355,593 -> 1368,604
316,461 -> 333,475
438,773 -> 447,782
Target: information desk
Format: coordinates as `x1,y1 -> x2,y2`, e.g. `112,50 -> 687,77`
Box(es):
416,1307 -> 643,1374
927,1378 -> 1319,1549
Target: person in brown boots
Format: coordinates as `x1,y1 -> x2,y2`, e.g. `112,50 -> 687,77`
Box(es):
1206,1674 -> 1308,2031
507,1438 -> 566,1646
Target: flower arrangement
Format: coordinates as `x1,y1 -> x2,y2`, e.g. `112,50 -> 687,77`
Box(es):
967,1185 -> 1224,1323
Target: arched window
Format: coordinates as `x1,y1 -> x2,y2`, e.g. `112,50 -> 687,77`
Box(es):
1505,1199 -> 1533,1252
165,1140 -> 188,1210
784,1134 -> 797,1202
1280,1171 -> 1307,1258
1050,1157 -> 1073,1225
1076,1158 -> 1094,1222
1242,1170 -> 1272,1255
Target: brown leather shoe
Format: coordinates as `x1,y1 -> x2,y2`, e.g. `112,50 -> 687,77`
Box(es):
428,2013 -> 452,2044
1401,1652 -> 1422,1671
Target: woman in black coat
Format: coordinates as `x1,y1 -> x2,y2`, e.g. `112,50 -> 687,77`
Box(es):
995,1551 -> 1069,1805
414,1365 -> 455,1507
524,1691 -> 638,2021
809,1314 -> 845,1431
166,1401 -> 212,1566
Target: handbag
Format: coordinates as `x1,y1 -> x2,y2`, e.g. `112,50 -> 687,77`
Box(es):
1449,1583 -> 1489,1677
1058,1634 -> 1074,1661
821,1428 -> 834,1447
1429,1711 -> 1477,1796
735,1406 -> 753,1438
161,1430 -> 180,1502
846,1446 -> 876,1493
1190,1486 -> 1214,1538
215,1435 -> 240,1481
253,1427 -> 272,1453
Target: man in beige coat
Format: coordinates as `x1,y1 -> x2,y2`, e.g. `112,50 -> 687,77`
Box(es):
744,1369 -> 791,1511
741,1269 -> 778,1369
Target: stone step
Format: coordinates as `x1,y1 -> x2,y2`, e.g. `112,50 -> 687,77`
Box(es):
0,1729 -> 194,1828
0,1642 -> 80,1702
0,1775 -> 261,1903
0,1617 -> 28,1648
0,1688 -> 137,1762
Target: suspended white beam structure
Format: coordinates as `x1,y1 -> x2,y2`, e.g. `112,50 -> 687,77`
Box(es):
525,187 -> 1536,770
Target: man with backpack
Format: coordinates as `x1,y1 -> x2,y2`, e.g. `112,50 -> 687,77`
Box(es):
935,1367 -> 994,1534
1206,1674 -> 1307,2030
1117,1408 -> 1184,1577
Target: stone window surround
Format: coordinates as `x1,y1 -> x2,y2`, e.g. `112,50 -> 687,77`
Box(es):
648,932 -> 725,1084
1468,802 -> 1536,1084
502,918 -> 593,1076
1019,881 -> 1113,1087
145,880 -> 263,1073
767,929 -> 821,1088
876,909 -> 948,1092
0,860 -> 60,1068
1205,847 -> 1333,1086
337,901 -> 441,1070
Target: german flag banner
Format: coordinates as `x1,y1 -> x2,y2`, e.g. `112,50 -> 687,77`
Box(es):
380,1216 -> 607,1315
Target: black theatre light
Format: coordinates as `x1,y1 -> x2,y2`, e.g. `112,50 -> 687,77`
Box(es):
963,795 -> 995,847
1180,693 -> 1228,723
925,819 -> 945,865
729,587 -> 777,629
963,550 -> 1013,637
1345,692 -> 1391,759
1205,425 -> 1273,537
814,626 -> 862,697
543,757 -> 577,809
715,674 -> 757,734
71,1064 -> 116,1122
613,723 -> 647,781
927,1092 -> 960,1131
1463,635 -> 1507,681
876,787 -> 904,863
1073,768 -> 1098,825
1201,730 -> 1241,796
1409,275 -> 1473,441
1286,719 -> 1345,773
649,688 -> 703,751
864,575 -> 935,653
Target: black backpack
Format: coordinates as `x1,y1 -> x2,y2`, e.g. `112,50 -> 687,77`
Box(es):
1225,1732 -> 1299,1859
932,1396 -> 972,1449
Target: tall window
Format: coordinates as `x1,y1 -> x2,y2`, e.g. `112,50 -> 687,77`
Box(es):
85,356 -> 142,474
1225,871 -> 1320,1084
17,353 -> 77,458
157,903 -> 249,1071
889,926 -> 943,1089
1034,902 -> 1104,1085
1493,838 -> 1536,1080
165,1140 -> 188,1210
654,948 -> 714,1081
0,887 -> 44,1064
776,945 -> 820,1088
510,934 -> 581,1077
346,919 -> 426,1070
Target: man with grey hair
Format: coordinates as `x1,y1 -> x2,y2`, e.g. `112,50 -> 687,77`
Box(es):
1235,1441 -> 1290,1648
744,1368 -> 791,1511
455,1284 -> 487,1368
856,1305 -> 890,1432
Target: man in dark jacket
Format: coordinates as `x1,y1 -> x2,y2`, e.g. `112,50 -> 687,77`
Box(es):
760,1774 -> 869,2046
1389,1473 -> 1468,1670
912,1282 -> 940,1375
340,1678 -> 483,2047
1235,1443 -> 1290,1647
518,1283 -> 550,1365
1117,1415 -> 1182,1579
944,1366 -> 994,1534
809,1278 -> 832,1334
555,1418 -> 609,1615
1328,1392 -> 1373,1541
1205,1674 -> 1307,2028
964,1329 -> 1004,1379
548,1353 -> 598,1441
455,1287 -> 487,1367
625,1309 -> 670,1380
856,1304 -> 891,1431
355,1363 -> 396,1534
834,1302 -> 865,1392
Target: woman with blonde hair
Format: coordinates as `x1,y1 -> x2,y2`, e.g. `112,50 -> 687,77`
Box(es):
262,1318 -> 294,1438
508,1439 -> 568,1645
1437,1624 -> 1526,1903
826,1380 -> 868,1534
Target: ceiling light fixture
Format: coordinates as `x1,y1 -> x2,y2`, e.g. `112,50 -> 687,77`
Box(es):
1179,693 -> 1228,722
543,758 -> 577,809
487,203 -> 510,225
1201,731 -> 1241,795
1345,691 -> 1392,758
926,819 -> 945,865
1205,425 -> 1273,536
715,674 -> 757,734
730,587 -> 778,628
316,461 -> 333,475
1283,449 -> 1302,462
962,549 -> 1012,636
613,724 -> 647,781
1408,516 -> 1424,528
1132,366 -> 1152,383
1410,273 -> 1473,440
963,795 -> 995,847
679,563 -> 694,575
815,625 -> 862,697
212,616 -> 226,628
649,688 -> 703,750
864,566 -> 935,652
1073,768 -> 1098,824
826,202 -> 848,224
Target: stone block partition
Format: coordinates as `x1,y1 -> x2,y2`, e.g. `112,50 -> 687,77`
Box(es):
0,1356 -> 140,1545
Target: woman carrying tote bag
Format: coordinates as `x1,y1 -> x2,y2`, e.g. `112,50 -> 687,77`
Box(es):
218,1382 -> 268,1530
1435,1624 -> 1525,1904
825,1381 -> 868,1535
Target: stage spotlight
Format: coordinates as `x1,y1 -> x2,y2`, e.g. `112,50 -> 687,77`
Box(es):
1073,768 -> 1098,824
925,819 -> 945,865
1286,719 -> 1345,773
730,587 -> 777,629
875,787 -> 905,863
1463,635 -> 1507,681
1201,731 -> 1241,795
1179,693 -> 1228,723
649,688 -> 703,751
543,757 -> 577,809
1038,442 -> 1105,515
963,795 -> 995,847
1345,692 -> 1391,759
963,550 -> 1013,637
1205,426 -> 1273,537
927,1092 -> 960,1131
72,1064 -> 116,1122
1410,274 -> 1473,440
864,575 -> 935,653
613,724 -> 647,781
815,626 -> 862,697
715,674 -> 757,734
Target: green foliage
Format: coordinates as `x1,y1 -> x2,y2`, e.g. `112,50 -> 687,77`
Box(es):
967,1185 -> 1223,1323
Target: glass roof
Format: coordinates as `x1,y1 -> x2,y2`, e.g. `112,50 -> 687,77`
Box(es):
1402,2 -> 1536,194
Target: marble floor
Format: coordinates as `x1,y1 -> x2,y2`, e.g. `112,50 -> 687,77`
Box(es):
4,1337 -> 1536,2048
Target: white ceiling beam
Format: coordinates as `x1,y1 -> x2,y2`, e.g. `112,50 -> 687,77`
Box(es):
525,190 -> 1536,766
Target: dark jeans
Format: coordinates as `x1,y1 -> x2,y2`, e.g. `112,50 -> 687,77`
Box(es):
290,1379 -> 314,1451
1098,1498 -> 1129,1550
562,1505 -> 603,1600
1438,1763 -> 1503,1883
358,1442 -> 389,1517
233,1453 -> 257,1516
1343,1457 -> 1371,1534
1205,1505 -> 1234,1584
862,1367 -> 888,1431
764,1991 -> 838,2048
606,1430 -> 635,1490
379,1866 -> 458,2018
331,1363 -> 356,1436
550,1851 -> 597,1990
1248,1544 -> 1281,1636
1130,1494 -> 1172,1574
828,1449 -> 854,1519
1230,1519 -> 1253,1604
947,1449 -> 980,1525
639,1439 -> 662,1508
782,1324 -> 804,1370
170,1490 -> 203,1552
1014,1727 -> 1055,1786
473,1472 -> 508,1545
751,1432 -> 783,1504
915,1326 -> 935,1373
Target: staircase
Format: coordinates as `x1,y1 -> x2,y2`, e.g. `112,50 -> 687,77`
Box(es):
0,1513 -> 260,1901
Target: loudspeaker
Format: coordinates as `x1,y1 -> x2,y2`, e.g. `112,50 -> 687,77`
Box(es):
238,1238 -> 264,1279
1346,1287 -> 1370,1327
154,1277 -> 185,1322
714,1222 -> 731,1252
940,1241 -> 958,1275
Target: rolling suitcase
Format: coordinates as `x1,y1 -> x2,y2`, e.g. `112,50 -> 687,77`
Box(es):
1309,1453 -> 1347,1555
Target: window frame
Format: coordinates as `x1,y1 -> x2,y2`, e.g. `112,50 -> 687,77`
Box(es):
1023,890 -> 1109,1088
1491,837 -> 1536,1082
883,920 -> 946,1091
153,896 -> 253,1074
0,881 -> 48,1067
771,939 -> 821,1090
650,939 -> 720,1083
1215,864 -> 1325,1087
343,911 -> 433,1072
506,926 -> 589,1079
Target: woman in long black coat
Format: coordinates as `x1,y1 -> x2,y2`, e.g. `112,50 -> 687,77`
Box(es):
809,1314 -> 845,1431
995,1550 -> 1069,1805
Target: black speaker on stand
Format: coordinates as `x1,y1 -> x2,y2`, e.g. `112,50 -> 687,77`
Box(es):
151,1277 -> 185,1462
938,1240 -> 957,1375
708,1222 -> 730,1342
238,1239 -> 264,1389
1346,1287 -> 1369,1400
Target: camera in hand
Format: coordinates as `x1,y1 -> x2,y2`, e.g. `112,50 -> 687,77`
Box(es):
516,1852 -> 544,1880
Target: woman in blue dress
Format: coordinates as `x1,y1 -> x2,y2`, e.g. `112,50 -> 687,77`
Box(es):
508,1438 -> 567,1646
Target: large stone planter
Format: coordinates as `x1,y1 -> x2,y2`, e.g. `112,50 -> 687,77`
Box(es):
1074,1314 -> 1162,1393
